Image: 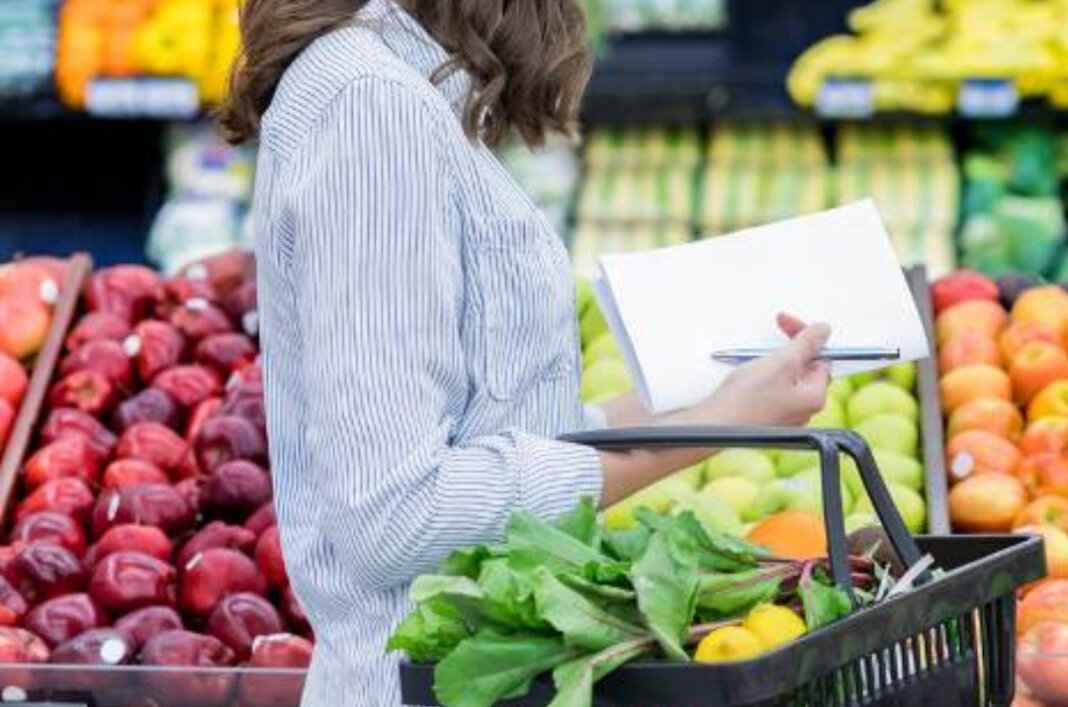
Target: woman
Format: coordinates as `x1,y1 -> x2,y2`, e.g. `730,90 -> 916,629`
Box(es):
220,1 -> 831,704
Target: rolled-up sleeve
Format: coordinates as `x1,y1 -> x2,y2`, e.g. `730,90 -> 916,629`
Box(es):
288,78 -> 603,591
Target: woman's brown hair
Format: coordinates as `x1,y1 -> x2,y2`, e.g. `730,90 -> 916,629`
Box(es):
219,0 -> 592,147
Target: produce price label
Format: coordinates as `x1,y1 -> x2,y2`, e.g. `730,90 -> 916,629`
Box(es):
86,79 -> 200,119
957,79 -> 1019,118
816,79 -> 875,118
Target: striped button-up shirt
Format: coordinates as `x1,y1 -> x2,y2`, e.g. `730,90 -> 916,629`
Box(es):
252,0 -> 605,703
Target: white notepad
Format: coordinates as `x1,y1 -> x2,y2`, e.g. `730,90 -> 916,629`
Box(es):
594,200 -> 931,414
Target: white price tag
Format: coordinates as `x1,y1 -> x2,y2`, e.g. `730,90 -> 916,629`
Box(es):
958,79 -> 1018,118
816,79 -> 875,118
86,78 -> 199,119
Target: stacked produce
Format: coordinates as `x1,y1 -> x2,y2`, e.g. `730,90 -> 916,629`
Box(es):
834,125 -> 958,275
55,0 -> 240,109
788,0 -> 1068,112
572,127 -> 699,276
0,0 -> 59,99
958,126 -> 1067,279
598,0 -> 725,32
698,122 -> 829,236
0,251 -> 312,705
577,281 -> 928,549
0,258 -> 67,450
933,270 -> 1068,579
388,497 -> 891,707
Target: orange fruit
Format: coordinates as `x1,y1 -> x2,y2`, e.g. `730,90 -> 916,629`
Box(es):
745,511 -> 827,560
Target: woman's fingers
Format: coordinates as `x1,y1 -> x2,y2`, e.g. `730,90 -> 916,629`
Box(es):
785,322 -> 831,367
776,312 -> 808,338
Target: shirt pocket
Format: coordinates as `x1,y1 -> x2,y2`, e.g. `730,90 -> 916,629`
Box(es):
468,215 -> 575,401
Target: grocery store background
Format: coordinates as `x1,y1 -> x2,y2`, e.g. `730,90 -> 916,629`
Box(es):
0,0 -> 1065,279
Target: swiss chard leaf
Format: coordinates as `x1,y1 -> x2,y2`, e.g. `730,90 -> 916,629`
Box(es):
532,567 -> 647,651
441,545 -> 502,579
629,518 -> 700,661
559,572 -> 636,604
800,568 -> 854,631
555,496 -> 601,547
548,638 -> 653,707
386,600 -> 471,662
637,508 -> 762,572
411,574 -> 525,632
477,558 -> 547,631
508,511 -> 614,575
434,632 -> 582,707
696,569 -> 784,619
601,526 -> 651,562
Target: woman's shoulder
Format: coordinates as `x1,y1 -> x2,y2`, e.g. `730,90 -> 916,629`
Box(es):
260,25 -> 447,162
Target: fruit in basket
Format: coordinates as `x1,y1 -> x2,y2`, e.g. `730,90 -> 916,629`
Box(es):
240,633 -> 314,707
200,460 -> 273,522
16,478 -> 95,523
947,398 -> 1024,441
176,522 -> 256,577
693,625 -> 764,664
196,333 -> 257,376
1016,453 -> 1068,498
85,265 -> 163,324
41,408 -> 117,460
704,449 -> 776,484
949,472 -> 1028,532
181,548 -> 267,616
49,370 -> 118,417
935,300 -> 1008,345
851,483 -> 927,534
846,381 -> 918,424
939,365 -> 1012,414
0,353 -> 28,407
1015,497 -> 1068,532
853,413 -> 918,457
102,459 -> 171,489
946,430 -> 1022,481
116,422 -> 187,475
1000,321 -> 1061,364
91,484 -> 194,538
1013,286 -> 1068,336
88,525 -> 173,567
0,298 -> 51,360
90,551 -> 178,614
66,312 -> 132,353
1017,525 -> 1068,578
114,606 -> 184,650
60,340 -> 135,391
6,544 -> 87,602
11,512 -> 87,557
152,365 -> 223,409
170,300 -> 234,342
127,320 -> 187,383
162,276 -> 218,316
112,388 -> 183,432
744,510 -> 827,560
255,526 -> 287,589
743,604 -> 807,652
174,476 -> 205,514
245,504 -> 277,536
24,594 -> 105,648
206,592 -> 284,660
932,271 -> 1000,315
194,416 -> 267,473
938,331 -> 1003,375
1017,622 -> 1068,705
1029,381 -> 1068,421
140,630 -> 237,707
1012,343 -> 1068,405
1020,418 -> 1068,456
23,437 -> 103,491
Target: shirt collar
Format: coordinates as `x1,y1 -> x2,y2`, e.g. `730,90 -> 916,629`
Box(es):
358,0 -> 471,117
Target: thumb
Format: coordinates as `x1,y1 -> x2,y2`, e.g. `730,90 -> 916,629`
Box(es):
785,322 -> 831,367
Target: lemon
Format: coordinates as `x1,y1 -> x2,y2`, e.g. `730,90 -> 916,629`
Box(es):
693,626 -> 764,664
744,604 -> 807,651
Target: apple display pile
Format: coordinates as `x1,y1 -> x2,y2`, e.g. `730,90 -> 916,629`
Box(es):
0,251 -> 311,706
576,281 -> 928,558
0,258 -> 68,450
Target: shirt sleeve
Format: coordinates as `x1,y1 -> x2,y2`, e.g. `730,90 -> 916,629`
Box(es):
288,78 -> 603,591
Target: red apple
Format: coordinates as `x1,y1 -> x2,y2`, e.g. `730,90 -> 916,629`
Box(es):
176,522 -> 256,571
181,549 -> 267,616
200,460 -> 272,523
947,397 -> 1024,441
933,271 -> 1000,315
90,551 -> 178,615
194,416 -> 266,473
254,525 -> 287,590
23,594 -> 105,648
84,265 -> 163,324
244,503 -> 277,536
280,585 -> 311,638
11,511 -> 87,557
49,370 -> 118,417
140,630 -> 237,707
6,543 -> 87,602
87,524 -> 173,567
114,606 -> 184,650
91,484 -> 194,539
206,592 -> 283,660
1001,320 -> 1063,365
116,422 -> 187,475
946,429 -> 1022,483
0,575 -> 29,626
170,299 -> 234,342
949,472 -> 1028,532
1018,622 -> 1068,705
1014,285 -> 1068,336
126,320 -> 187,383
0,626 -> 49,690
239,633 -> 314,707
940,365 -> 1012,415
102,459 -> 170,489
65,312 -> 131,353
1016,454 -> 1068,498
40,407 -> 117,459
0,298 -> 51,360
22,436 -> 103,491
936,300 -> 1008,345
111,388 -> 183,432
938,331 -> 1003,375
15,478 -> 94,523
59,339 -> 134,391
0,352 -> 27,406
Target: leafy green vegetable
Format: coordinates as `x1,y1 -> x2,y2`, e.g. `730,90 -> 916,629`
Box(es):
696,568 -> 784,619
507,511 -> 614,577
601,526 -> 651,562
532,567 -> 646,651
435,632 -> 582,707
441,545 -> 499,579
386,601 -> 470,662
555,497 -> 601,547
629,514 -> 699,661
559,572 -> 636,603
800,565 -> 854,631
477,559 -> 548,631
549,637 -> 653,707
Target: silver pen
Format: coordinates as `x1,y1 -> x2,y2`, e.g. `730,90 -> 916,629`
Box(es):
711,347 -> 901,364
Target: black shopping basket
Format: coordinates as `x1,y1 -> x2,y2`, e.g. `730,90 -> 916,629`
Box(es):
400,427 -> 1047,707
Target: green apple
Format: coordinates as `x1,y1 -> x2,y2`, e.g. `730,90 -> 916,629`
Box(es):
674,494 -> 742,535
885,362 -> 917,391
827,377 -> 854,403
703,449 -> 776,484
849,370 -> 880,389
676,464 -> 705,489
845,512 -> 881,534
796,466 -> 855,514
580,303 -> 609,347
808,397 -> 847,429
840,456 -> 863,499
745,477 -> 822,522
872,449 -> 924,491
847,381 -> 918,426
852,482 -> 927,533
775,450 -> 818,477
853,413 -> 919,458
576,280 -> 595,321
701,477 -> 760,518
581,359 -> 631,403
584,332 -> 622,365
602,472 -> 693,530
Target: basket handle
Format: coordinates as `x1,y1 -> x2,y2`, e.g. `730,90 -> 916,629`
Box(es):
558,426 -> 931,602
